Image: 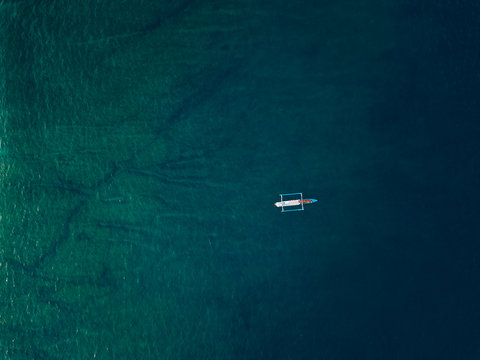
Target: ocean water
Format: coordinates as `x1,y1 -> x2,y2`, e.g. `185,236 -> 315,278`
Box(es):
1,0 -> 479,359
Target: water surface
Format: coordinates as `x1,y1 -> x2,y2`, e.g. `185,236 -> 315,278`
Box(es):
1,0 -> 480,359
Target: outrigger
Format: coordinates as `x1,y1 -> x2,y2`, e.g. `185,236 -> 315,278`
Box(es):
274,193 -> 317,212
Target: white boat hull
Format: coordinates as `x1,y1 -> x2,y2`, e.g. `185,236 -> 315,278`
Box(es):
275,199 -> 301,207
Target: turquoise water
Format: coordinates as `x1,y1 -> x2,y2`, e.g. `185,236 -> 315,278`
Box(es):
1,0 -> 480,359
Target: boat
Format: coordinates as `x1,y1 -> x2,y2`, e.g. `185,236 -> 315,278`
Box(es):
274,193 -> 317,212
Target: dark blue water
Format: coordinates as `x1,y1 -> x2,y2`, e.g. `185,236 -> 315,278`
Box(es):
1,0 -> 479,359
